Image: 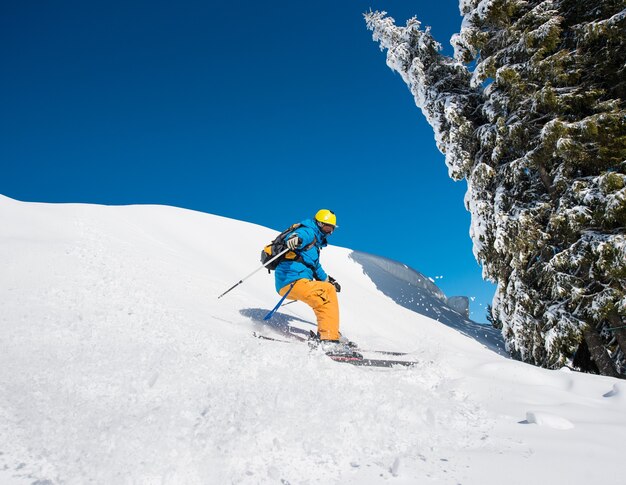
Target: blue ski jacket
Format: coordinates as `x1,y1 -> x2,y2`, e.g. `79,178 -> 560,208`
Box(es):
274,218 -> 329,292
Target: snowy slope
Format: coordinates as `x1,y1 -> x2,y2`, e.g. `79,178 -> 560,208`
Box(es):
0,195 -> 624,485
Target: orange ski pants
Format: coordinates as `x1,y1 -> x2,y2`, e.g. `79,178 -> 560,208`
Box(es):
279,278 -> 340,340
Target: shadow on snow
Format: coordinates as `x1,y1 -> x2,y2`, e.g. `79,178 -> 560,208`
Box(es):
239,307 -> 314,340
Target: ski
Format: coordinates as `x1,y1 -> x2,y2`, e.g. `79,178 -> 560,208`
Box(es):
356,348 -> 409,357
253,332 -> 293,343
326,354 -> 417,368
304,330 -> 412,356
253,332 -> 417,364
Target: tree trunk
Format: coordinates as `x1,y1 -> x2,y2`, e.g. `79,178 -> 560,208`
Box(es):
583,326 -> 619,378
607,312 -> 626,359
572,338 -> 599,374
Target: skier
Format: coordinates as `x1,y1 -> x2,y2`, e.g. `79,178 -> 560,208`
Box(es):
275,209 -> 350,353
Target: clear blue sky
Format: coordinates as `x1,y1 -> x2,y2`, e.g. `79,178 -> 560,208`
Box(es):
1,0 -> 496,322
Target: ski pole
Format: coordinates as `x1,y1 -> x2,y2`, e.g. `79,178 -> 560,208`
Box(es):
263,282 -> 296,320
217,247 -> 291,299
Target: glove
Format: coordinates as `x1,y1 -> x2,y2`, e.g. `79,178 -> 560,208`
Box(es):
328,275 -> 341,293
286,235 -> 301,250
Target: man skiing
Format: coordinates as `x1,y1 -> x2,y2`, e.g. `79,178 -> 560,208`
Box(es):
275,209 -> 349,353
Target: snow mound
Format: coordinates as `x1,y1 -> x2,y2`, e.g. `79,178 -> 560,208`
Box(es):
603,383 -> 626,402
524,411 -> 575,430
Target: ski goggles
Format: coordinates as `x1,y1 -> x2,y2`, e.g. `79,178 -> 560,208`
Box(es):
319,222 -> 336,234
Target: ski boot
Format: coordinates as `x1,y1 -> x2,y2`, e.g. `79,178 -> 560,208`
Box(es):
308,331 -> 362,358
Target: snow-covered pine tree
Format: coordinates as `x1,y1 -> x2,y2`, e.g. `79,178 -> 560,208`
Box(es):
365,1 -> 626,376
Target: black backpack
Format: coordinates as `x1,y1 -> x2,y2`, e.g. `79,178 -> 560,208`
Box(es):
260,223 -> 317,272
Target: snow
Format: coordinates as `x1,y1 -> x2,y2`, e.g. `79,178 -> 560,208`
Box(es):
1,195 -> 625,485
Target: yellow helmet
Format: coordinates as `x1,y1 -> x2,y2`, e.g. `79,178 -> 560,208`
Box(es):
315,209 -> 337,227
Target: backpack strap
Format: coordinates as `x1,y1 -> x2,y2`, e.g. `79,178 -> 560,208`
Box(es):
292,236 -> 321,277
301,237 -> 317,252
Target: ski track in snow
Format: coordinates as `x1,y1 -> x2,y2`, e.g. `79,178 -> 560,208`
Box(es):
1,196 -> 625,485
